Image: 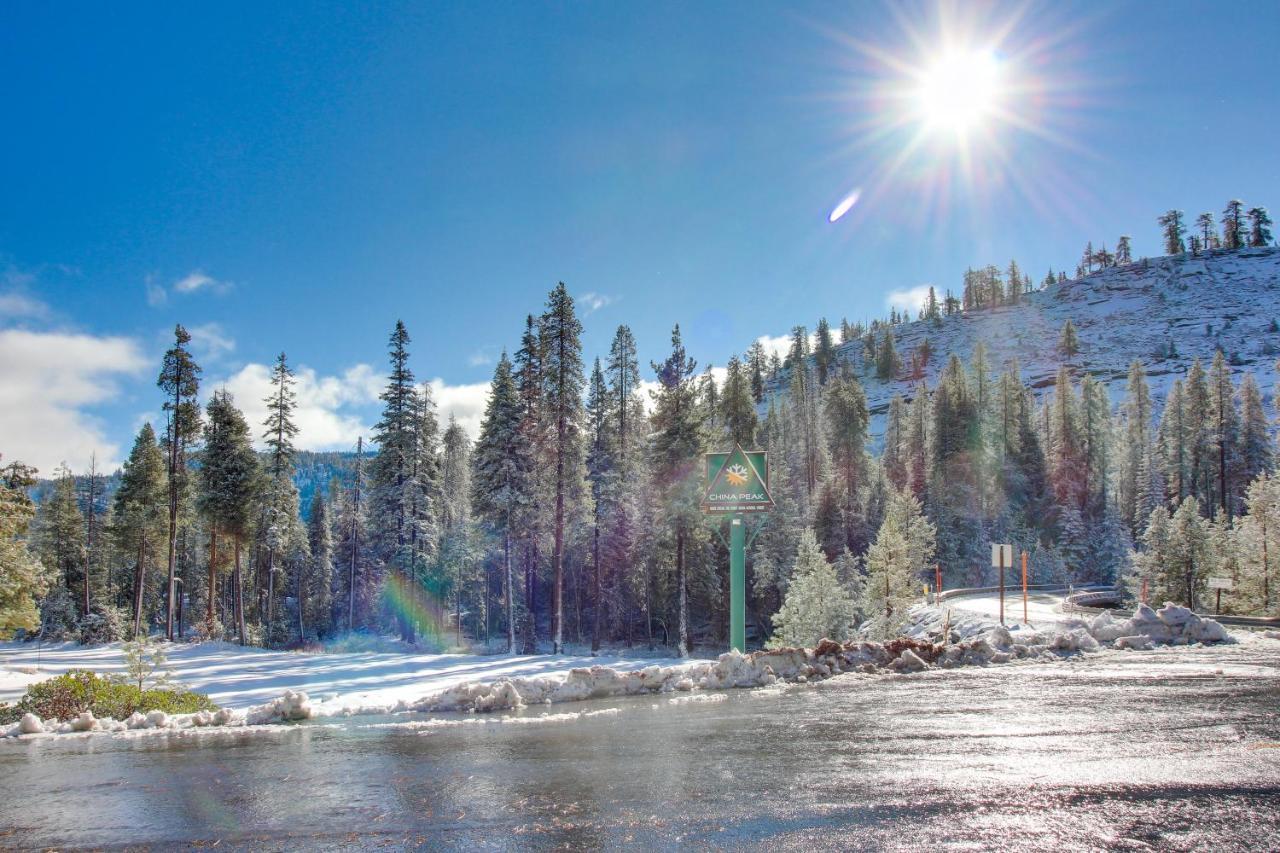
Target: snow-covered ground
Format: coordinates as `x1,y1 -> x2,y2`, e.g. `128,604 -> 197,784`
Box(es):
0,641 -> 705,714
940,588 -> 1078,628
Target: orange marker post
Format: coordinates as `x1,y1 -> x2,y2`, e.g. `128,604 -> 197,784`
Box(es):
935,563 -> 942,605
1021,550 -> 1029,625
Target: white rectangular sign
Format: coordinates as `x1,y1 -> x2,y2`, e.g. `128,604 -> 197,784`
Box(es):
991,543 -> 1013,567
1207,577 -> 1234,590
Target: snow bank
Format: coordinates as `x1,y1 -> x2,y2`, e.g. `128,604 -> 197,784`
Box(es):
1,603 -> 1235,740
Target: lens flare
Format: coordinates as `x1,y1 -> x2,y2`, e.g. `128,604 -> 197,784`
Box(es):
828,188 -> 862,223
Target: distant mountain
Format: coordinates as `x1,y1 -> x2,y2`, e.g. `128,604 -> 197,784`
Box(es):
767,246 -> 1280,442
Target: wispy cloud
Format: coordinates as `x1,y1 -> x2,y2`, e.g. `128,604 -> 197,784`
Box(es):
174,270 -> 233,295
468,346 -> 498,367
186,322 -> 236,362
579,291 -> 614,314
0,291 -> 50,320
145,274 -> 167,307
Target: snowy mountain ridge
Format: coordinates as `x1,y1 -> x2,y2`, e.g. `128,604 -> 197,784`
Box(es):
788,246 -> 1280,439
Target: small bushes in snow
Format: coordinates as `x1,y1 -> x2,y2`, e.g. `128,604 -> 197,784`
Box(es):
0,670 -> 217,726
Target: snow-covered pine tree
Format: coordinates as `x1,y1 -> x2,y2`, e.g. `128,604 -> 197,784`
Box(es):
34,465 -> 85,629
0,459 -> 47,637
1207,351 -> 1241,519
861,489 -> 935,639
513,315 -> 545,654
813,318 -> 836,385
875,327 -> 901,380
111,424 -> 167,637
1236,473 -> 1280,614
585,358 -> 612,651
472,352 -> 524,652
823,365 -> 870,555
767,528 -> 857,648
157,324 -> 201,641
539,283 -> 585,654
1183,358 -> 1214,508
720,355 -> 757,448
1236,373 -> 1271,492
1168,496 -> 1211,608
305,489 -> 334,639
259,352 -> 308,644
1159,377 -> 1190,503
198,392 -> 260,644
439,416 -> 473,646
1118,360 -> 1155,535
1116,235 -> 1132,265
649,325 -> 704,657
883,395 -> 907,490
604,324 -> 646,646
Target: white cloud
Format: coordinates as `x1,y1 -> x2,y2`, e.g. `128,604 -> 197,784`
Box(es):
467,347 -> 497,367
174,270 -> 233,295
579,292 -> 614,314
216,362 -> 382,452
884,284 -> 933,315
0,292 -> 49,320
753,332 -> 817,361
0,329 -> 149,473
187,322 -> 236,362
427,378 -> 491,439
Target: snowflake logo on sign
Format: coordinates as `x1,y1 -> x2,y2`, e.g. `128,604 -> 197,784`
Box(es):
724,464 -> 750,487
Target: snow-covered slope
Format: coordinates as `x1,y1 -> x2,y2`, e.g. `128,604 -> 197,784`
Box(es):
783,247 -> 1280,439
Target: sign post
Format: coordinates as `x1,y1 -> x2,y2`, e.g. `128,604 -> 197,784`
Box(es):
1208,577 -> 1233,614
1021,550 -> 1028,625
992,544 -> 1012,625
702,445 -> 772,653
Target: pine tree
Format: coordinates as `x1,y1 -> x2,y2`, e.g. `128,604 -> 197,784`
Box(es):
1195,212 -> 1216,250
1169,496 -> 1211,608
1237,474 -> 1280,613
720,355 -> 757,448
369,321 -> 431,642
875,329 -> 900,380
813,318 -> 836,385
1184,358 -> 1213,507
604,325 -> 646,647
1116,235 -> 1132,265
883,395 -> 907,490
1119,360 -> 1156,534
35,465 -> 85,610
513,315 -> 545,653
1159,378 -> 1190,503
1207,351 -> 1240,519
305,489 -> 334,639
472,353 -> 524,652
1237,373 -> 1272,491
1222,199 -> 1246,250
745,340 -> 768,404
649,325 -> 703,656
111,424 -> 168,637
439,416 -> 473,646
823,365 -> 870,554
157,324 -> 201,640
1248,207 -> 1274,247
862,489 -> 935,638
1158,209 -> 1187,255
1058,319 -> 1080,358
0,459 -> 48,637
198,392 -> 260,644
259,352 -> 306,643
767,528 -> 857,648
539,283 -> 585,654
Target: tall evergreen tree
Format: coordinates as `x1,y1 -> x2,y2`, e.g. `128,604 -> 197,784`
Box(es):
824,366 -> 870,554
1237,373 -> 1272,490
197,392 -> 259,644
1222,199 -> 1246,250
112,424 -> 168,637
472,353 -> 524,652
767,528 -> 857,648
0,459 -> 48,637
862,489 -> 935,638
305,489 -> 334,639
649,325 -> 704,656
439,416 -> 473,645
539,283 -> 585,654
157,324 -> 201,640
1195,212 -> 1216,250
1248,207 -> 1273,247
720,355 -> 757,448
513,315 -> 545,653
35,465 -> 85,607
1207,351 -> 1241,519
1158,209 -> 1187,255
259,352 -> 306,643
813,318 -> 836,385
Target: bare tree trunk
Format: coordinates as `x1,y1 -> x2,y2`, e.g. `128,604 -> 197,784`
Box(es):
591,516 -> 601,652
553,458 -> 565,654
297,554 -> 306,643
207,526 -> 218,635
84,454 -> 96,617
505,528 -> 515,653
235,538 -> 247,645
676,528 -> 689,657
133,539 -> 147,638
522,543 -> 537,654
266,547 -> 275,641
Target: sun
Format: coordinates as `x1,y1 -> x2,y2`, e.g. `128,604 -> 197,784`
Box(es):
914,49 -> 1001,135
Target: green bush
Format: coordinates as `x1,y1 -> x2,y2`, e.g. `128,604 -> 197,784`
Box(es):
0,670 -> 217,725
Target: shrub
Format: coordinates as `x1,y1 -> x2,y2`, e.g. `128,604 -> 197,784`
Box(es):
36,587 -> 79,641
0,670 -> 217,725
77,605 -> 130,645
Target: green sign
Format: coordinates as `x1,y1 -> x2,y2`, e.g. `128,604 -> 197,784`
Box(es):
701,444 -> 773,514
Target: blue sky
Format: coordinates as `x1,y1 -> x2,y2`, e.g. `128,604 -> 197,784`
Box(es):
2,1 -> 1278,472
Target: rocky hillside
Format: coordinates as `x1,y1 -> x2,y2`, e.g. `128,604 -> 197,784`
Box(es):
787,246 -> 1280,440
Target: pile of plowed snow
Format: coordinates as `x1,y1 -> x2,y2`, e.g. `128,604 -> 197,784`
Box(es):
1,603 -> 1232,738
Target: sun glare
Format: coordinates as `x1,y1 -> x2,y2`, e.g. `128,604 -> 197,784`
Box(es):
915,50 -> 1000,134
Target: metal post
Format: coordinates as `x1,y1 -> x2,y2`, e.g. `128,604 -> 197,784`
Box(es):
1216,587 -> 1222,615
999,548 -> 1005,626
730,515 -> 746,653
1021,551 -> 1028,625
